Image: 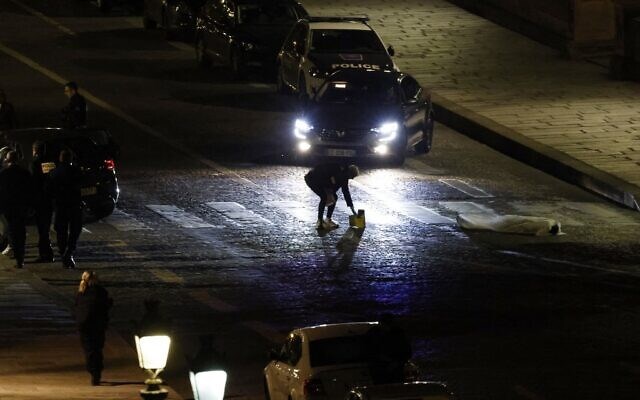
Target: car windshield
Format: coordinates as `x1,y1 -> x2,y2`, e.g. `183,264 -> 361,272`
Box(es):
309,335 -> 369,367
237,3 -> 299,25
317,80 -> 400,105
311,29 -> 385,53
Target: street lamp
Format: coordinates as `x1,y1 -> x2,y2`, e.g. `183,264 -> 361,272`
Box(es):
188,334 -> 227,400
135,299 -> 171,400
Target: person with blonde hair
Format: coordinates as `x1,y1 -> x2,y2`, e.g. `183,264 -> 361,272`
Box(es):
75,271 -> 112,385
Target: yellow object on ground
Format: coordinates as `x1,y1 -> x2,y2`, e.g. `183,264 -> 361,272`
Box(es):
349,209 -> 366,229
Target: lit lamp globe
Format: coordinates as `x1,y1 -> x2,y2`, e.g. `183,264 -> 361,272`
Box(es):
189,334 -> 227,400
135,300 -> 171,400
189,368 -> 227,400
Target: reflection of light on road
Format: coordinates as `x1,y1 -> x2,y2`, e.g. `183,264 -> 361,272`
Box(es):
364,169 -> 401,191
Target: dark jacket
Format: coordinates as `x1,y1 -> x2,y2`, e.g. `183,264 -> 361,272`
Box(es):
305,163 -> 353,207
0,163 -> 33,211
75,285 -> 112,332
48,162 -> 82,207
61,94 -> 87,129
0,101 -> 17,130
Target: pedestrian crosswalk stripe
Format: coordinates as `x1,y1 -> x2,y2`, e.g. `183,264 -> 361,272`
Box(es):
151,268 -> 184,284
269,200 -> 317,222
399,204 -> 455,224
189,289 -> 239,313
440,201 -> 495,215
104,209 -> 151,231
205,201 -> 273,225
146,205 -> 217,228
439,178 -> 493,198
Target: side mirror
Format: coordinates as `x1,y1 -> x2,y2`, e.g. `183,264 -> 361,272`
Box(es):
387,45 -> 395,57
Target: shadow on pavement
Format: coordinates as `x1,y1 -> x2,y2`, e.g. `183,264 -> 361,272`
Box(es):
66,28 -> 175,51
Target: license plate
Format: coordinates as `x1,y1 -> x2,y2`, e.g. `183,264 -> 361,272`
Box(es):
326,148 -> 356,157
81,186 -> 97,196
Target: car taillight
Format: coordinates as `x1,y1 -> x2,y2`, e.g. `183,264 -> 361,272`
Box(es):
104,159 -> 115,170
303,379 -> 325,397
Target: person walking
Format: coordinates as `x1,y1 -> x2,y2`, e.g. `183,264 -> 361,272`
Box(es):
30,141 -> 55,262
61,81 -> 87,129
0,150 -> 33,268
49,149 -> 83,269
304,163 -> 359,229
0,89 -> 18,130
74,270 -> 112,386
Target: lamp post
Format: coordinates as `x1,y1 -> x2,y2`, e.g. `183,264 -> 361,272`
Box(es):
188,334 -> 227,400
135,299 -> 171,400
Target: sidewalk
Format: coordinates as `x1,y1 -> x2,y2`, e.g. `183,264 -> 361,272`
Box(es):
306,0 -> 640,210
0,256 -> 183,400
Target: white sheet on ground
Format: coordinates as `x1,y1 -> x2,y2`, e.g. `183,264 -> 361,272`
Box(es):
457,213 -> 562,236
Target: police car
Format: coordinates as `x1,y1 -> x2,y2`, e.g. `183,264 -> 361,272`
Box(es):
292,69 -> 434,166
0,128 -> 120,220
276,16 -> 396,98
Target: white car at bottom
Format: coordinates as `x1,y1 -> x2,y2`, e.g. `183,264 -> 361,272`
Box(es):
264,322 -> 377,400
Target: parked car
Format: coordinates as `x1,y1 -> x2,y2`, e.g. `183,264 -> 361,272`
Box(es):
291,69 -> 434,166
264,322 -> 378,400
346,382 -> 455,400
277,16 -> 396,99
195,0 -> 308,79
0,127 -> 120,220
143,0 -> 206,40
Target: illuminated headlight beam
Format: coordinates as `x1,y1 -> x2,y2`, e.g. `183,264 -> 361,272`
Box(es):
294,119 -> 313,139
373,122 -> 398,142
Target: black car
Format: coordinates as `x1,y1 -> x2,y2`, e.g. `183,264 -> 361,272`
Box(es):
143,0 -> 206,40
195,0 -> 308,78
277,16 -> 396,99
292,70 -> 434,165
0,128 -> 120,219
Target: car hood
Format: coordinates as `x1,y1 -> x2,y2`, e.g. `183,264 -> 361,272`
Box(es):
237,24 -> 294,50
308,52 -> 394,73
305,103 -> 400,130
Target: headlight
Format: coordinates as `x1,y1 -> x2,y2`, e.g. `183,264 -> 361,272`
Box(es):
241,42 -> 255,51
372,122 -> 398,142
294,119 -> 313,139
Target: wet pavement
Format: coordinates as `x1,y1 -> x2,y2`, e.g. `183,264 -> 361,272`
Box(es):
0,1 -> 640,400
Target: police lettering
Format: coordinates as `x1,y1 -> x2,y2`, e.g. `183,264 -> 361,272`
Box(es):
330,63 -> 381,70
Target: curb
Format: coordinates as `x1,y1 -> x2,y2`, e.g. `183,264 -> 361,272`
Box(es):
432,93 -> 640,211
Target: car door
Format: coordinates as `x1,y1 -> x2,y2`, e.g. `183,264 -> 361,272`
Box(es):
270,334 -> 303,400
399,74 -> 427,147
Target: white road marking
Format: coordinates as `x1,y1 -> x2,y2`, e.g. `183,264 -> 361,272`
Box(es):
206,201 -> 273,225
151,268 -> 184,284
440,201 -> 495,215
269,200 -> 317,222
82,227 -> 92,234
439,178 -> 493,198
7,0 -> 76,36
146,205 -> 216,228
104,209 -> 151,231
167,41 -> 193,52
105,240 -> 146,260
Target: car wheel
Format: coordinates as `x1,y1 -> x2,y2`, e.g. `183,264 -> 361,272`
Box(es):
231,49 -> 246,80
97,0 -> 112,13
196,37 -> 211,68
143,14 -> 157,29
414,119 -> 433,154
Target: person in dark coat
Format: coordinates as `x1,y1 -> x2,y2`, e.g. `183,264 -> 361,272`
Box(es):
49,149 -> 83,269
0,150 -> 33,268
75,270 -> 112,386
30,141 -> 55,262
304,163 -> 359,230
0,89 -> 18,130
61,81 -> 87,129
366,314 -> 412,384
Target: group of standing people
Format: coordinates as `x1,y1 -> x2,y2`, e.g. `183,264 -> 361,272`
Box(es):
0,146 -> 85,269
0,82 -> 88,268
